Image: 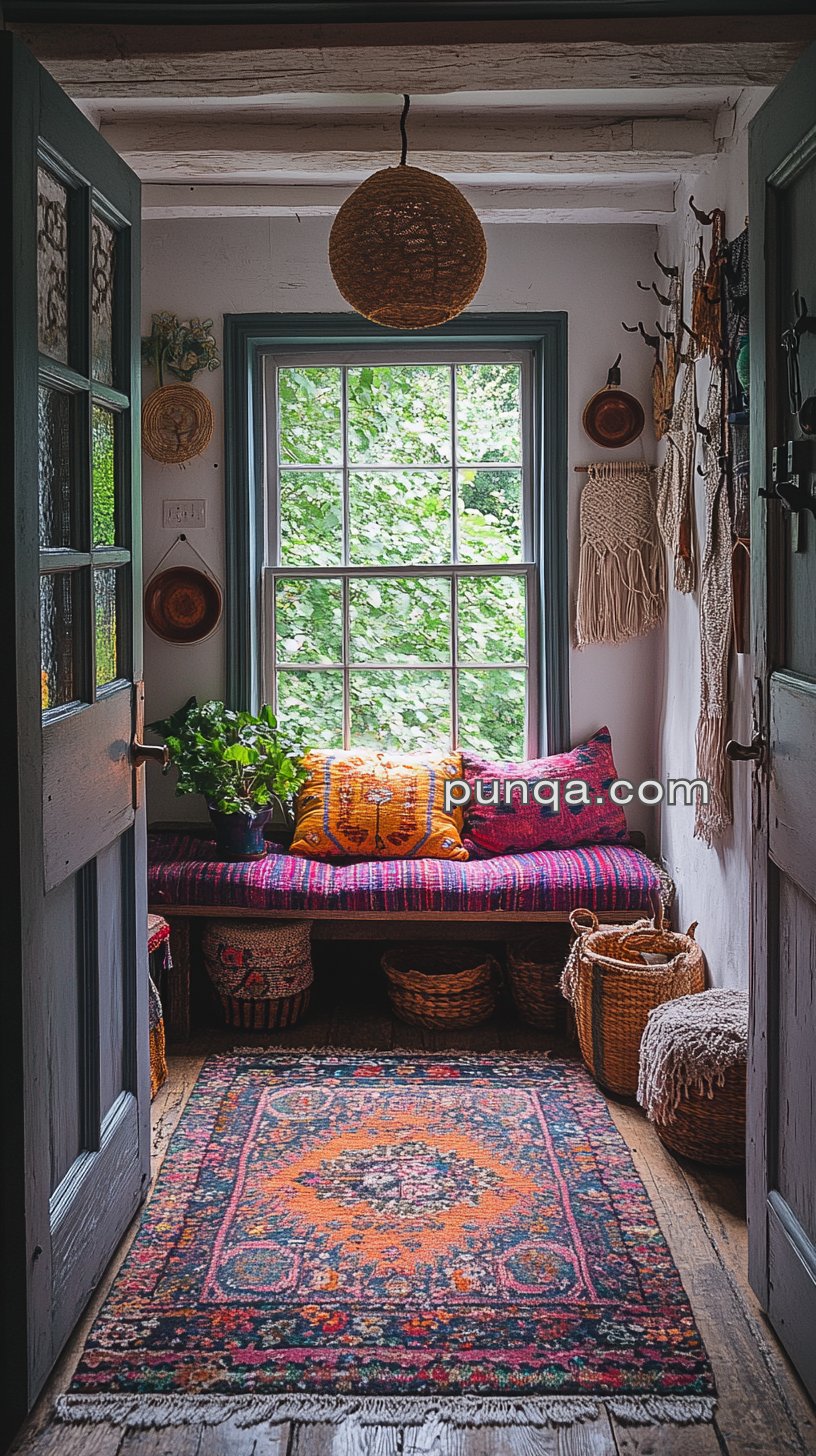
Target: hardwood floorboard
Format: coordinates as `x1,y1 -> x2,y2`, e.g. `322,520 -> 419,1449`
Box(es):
10,980 -> 816,1456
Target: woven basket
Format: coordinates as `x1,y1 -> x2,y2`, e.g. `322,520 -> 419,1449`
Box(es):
506,938 -> 564,1030
382,944 -> 500,1029
655,1067 -> 746,1166
142,383 -> 214,465
202,919 -> 313,1030
562,910 -> 705,1097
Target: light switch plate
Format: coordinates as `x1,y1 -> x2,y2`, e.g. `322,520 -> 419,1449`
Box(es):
163,498 -> 206,528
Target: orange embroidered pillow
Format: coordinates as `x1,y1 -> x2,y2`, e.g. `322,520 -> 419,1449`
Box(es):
289,750 -> 468,861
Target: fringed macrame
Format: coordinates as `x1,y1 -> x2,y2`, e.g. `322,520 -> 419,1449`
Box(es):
656,361 -> 697,593
694,368 -> 733,845
692,210 -> 727,363
575,461 -> 664,648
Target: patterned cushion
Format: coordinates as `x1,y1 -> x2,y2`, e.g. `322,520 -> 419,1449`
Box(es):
148,833 -> 664,919
289,749 -> 468,861
461,727 -> 628,859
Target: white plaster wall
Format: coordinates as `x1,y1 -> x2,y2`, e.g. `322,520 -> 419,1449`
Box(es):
141,217 -> 663,834
655,117 -> 754,989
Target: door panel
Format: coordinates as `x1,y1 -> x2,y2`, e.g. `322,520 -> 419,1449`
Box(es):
748,41 -> 816,1401
2,33 -> 148,1418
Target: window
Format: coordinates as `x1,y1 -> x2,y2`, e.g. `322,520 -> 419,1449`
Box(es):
264,352 -> 537,758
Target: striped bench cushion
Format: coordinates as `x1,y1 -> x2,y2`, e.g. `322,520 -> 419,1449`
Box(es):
147,833 -> 664,917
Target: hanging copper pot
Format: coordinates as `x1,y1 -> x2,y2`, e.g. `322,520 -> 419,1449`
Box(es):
582,355 -> 645,448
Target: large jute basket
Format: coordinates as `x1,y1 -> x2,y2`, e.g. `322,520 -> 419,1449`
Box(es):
561,910 -> 705,1097
506,937 -> 564,1030
382,944 -> 500,1029
202,919 -> 313,1030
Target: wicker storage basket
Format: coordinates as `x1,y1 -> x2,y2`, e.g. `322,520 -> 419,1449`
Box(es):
382,944 -> 500,1029
638,988 -> 747,1166
202,919 -> 313,1030
562,909 -> 705,1097
655,1068 -> 745,1166
506,937 -> 564,1030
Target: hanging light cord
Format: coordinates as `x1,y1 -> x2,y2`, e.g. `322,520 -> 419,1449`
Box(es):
399,94 -> 411,166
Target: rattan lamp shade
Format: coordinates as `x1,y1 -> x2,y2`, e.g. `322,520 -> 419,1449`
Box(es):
329,164 -> 487,329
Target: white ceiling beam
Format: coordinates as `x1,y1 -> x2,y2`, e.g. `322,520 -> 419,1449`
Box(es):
141,180 -> 677,224
13,18 -> 812,97
102,114 -> 716,180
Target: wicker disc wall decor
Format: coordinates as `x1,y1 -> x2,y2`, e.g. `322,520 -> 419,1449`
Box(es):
329,164 -> 487,329
142,383 -> 214,465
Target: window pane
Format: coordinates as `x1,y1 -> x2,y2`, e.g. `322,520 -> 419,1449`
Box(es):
275,578 -> 342,663
94,568 -> 119,687
38,386 -> 72,548
348,470 -> 451,565
92,404 -> 117,546
458,669 -> 526,759
458,576 -> 526,664
458,467 -> 522,563
278,367 -> 341,465
279,470 -> 342,566
350,669 -> 451,753
41,573 -> 78,711
456,362 -> 522,465
349,577 -> 450,664
91,212 -> 116,385
347,365 -> 451,466
37,167 -> 69,364
276,670 -> 343,749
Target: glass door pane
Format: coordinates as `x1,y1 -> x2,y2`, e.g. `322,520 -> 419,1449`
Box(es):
37,166 -> 70,364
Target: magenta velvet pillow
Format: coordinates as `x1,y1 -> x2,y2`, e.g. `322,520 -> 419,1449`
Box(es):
460,727 -> 628,859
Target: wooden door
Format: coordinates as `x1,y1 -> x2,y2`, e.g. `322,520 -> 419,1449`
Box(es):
0,32 -> 148,1429
748,41 -> 816,1401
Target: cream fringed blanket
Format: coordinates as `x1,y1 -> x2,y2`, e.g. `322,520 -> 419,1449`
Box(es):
656,361 -> 697,593
637,988 -> 748,1126
575,461 -> 665,648
694,368 -> 733,845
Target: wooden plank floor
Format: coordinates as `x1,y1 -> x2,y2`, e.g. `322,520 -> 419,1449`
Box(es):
10,949 -> 816,1456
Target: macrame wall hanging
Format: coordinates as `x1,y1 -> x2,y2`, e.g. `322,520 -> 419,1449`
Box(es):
575,460 -> 665,648
656,358 -> 697,593
694,367 -> 734,846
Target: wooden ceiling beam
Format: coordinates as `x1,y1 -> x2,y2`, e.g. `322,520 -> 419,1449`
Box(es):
12,17 -> 814,97
102,113 -> 716,179
141,180 -> 678,223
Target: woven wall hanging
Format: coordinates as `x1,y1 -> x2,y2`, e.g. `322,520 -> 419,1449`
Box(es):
328,96 -> 486,329
142,383 -> 214,466
575,460 -> 665,648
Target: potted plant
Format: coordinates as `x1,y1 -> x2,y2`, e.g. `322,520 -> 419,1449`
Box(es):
153,699 -> 308,860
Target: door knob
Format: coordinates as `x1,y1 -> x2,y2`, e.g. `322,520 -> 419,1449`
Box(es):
725,733 -> 765,763
132,738 -> 170,769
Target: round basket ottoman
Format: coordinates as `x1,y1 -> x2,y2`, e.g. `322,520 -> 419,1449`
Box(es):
637,988 -> 747,1166
202,919 -> 313,1030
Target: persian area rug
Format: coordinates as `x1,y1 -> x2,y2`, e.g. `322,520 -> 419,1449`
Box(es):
59,1052 -> 715,1434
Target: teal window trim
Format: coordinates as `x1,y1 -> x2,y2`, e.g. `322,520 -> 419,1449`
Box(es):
223,311 -> 569,754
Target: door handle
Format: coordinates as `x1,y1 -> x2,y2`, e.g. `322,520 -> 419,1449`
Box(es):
132,738 -> 170,769
725,733 -> 765,764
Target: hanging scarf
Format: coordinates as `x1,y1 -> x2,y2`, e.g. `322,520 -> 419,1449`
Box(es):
694,367 -> 733,846
653,272 -> 681,441
656,359 -> 697,593
575,461 -> 665,648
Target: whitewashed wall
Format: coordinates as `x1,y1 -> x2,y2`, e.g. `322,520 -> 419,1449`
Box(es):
654,110 -> 756,989
141,217 -> 663,833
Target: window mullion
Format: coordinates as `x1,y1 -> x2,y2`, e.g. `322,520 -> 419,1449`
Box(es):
450,364 -> 458,564
342,574 -> 351,750
451,572 -> 459,751
341,373 -> 351,749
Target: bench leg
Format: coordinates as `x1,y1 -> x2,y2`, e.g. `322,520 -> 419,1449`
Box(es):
164,916 -> 192,1041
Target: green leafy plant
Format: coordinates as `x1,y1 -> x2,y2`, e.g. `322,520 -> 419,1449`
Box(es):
152,699 -> 307,819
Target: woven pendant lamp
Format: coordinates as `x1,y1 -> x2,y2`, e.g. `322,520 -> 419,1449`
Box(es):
329,96 -> 487,330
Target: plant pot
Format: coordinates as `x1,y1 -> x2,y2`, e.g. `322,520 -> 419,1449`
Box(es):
207,803 -> 272,860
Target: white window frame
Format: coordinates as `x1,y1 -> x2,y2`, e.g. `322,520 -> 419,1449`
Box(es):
261,345 -> 539,757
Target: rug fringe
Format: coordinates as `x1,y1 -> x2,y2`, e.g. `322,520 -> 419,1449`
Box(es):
55,1393 -> 716,1430
231,1047 -> 553,1062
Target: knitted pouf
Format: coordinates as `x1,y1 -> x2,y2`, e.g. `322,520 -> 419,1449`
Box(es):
637,988 -> 747,1166
202,919 -> 313,1030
